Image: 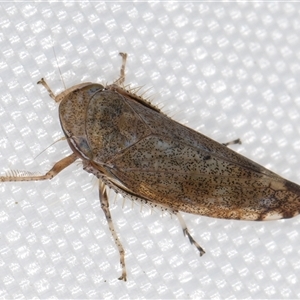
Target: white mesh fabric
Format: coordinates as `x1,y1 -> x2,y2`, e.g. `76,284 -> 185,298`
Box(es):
0,2 -> 300,298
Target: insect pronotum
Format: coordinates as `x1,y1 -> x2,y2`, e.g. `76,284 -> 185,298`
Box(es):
1,53 -> 300,281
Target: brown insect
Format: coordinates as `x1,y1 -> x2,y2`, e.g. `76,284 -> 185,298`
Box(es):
1,53 -> 300,281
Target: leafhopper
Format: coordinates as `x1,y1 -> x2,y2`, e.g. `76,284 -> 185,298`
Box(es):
1,53 -> 299,281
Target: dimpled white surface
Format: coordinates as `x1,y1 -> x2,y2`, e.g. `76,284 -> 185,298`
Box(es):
0,2 -> 300,299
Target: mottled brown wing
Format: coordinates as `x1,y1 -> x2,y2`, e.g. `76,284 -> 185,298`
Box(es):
88,91 -> 300,221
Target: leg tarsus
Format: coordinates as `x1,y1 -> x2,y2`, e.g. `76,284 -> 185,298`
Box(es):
99,181 -> 127,281
113,52 -> 128,86
37,78 -> 57,101
183,227 -> 205,256
223,138 -> 241,147
176,212 -> 205,256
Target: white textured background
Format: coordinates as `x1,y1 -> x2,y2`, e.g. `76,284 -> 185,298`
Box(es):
0,2 -> 300,299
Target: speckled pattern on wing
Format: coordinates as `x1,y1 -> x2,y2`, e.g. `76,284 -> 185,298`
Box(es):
59,84 -> 300,222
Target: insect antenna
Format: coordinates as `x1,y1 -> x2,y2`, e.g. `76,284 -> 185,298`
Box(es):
52,38 -> 66,91
33,137 -> 67,160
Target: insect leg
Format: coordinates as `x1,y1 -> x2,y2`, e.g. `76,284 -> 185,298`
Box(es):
37,78 -> 57,101
113,52 -> 128,86
176,212 -> 205,256
0,153 -> 77,182
99,180 -> 127,281
222,138 -> 241,147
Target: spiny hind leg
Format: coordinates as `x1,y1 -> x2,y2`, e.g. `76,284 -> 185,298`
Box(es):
113,52 -> 128,86
176,212 -> 205,256
0,153 -> 77,183
99,180 -> 127,281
